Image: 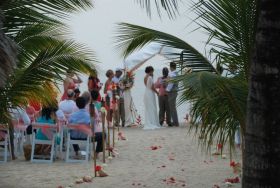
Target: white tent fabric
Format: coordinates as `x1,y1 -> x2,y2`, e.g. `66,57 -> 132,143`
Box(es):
123,42 -> 178,72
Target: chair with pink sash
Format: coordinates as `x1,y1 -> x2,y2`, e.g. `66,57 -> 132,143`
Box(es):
12,119 -> 28,155
0,124 -> 12,162
56,118 -> 67,159
30,123 -> 57,163
65,123 -> 92,162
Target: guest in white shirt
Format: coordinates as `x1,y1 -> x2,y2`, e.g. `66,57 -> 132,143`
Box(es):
10,107 -> 31,126
10,106 -> 31,158
59,89 -> 77,116
166,62 -> 179,127
112,68 -> 125,127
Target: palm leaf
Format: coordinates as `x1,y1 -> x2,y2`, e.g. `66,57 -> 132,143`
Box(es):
115,23 -> 217,73
1,40 -> 96,108
1,0 -> 93,36
178,72 -> 247,152
192,0 -> 257,78
135,0 -> 179,18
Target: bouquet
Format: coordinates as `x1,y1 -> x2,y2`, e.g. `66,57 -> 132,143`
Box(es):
121,70 -> 135,90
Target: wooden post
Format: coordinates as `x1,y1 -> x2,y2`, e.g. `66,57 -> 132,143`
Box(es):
112,109 -> 115,148
101,110 -> 106,164
107,114 -> 110,157
89,102 -> 97,177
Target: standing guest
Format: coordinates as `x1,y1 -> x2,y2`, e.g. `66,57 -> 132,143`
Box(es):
90,90 -> 106,158
112,68 -> 125,127
155,67 -> 171,126
88,73 -> 102,102
59,89 -> 77,116
104,69 -> 114,126
166,62 -> 179,127
74,88 -> 81,100
91,90 -> 102,111
60,70 -> 82,101
68,97 -> 90,156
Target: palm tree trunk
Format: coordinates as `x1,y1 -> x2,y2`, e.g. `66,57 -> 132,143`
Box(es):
0,9 -> 17,88
243,0 -> 280,187
0,8 -> 17,159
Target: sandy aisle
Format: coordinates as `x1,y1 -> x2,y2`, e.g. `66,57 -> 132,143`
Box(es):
0,126 -> 241,188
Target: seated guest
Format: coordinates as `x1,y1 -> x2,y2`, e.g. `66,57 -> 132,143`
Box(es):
68,97 -> 90,156
9,106 -> 31,159
10,106 -> 31,126
36,106 -> 58,138
81,91 -> 91,112
35,106 -> 60,154
59,89 -> 77,115
10,106 -> 32,136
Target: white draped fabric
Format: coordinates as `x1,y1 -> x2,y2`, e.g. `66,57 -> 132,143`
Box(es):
123,42 -> 177,72
123,89 -> 134,127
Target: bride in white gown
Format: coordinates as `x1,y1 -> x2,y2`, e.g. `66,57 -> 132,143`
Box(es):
143,66 -> 161,130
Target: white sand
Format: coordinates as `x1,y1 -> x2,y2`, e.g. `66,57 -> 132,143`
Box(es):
0,126 -> 241,188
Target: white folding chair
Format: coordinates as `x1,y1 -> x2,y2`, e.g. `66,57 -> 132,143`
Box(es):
12,119 -> 28,155
30,123 -> 56,163
56,119 -> 66,159
65,124 -> 91,163
0,124 -> 12,163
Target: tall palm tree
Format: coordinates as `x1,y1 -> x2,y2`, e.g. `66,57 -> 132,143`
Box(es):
243,0 -> 280,186
116,0 -> 257,153
0,0 -> 97,158
0,7 -> 16,88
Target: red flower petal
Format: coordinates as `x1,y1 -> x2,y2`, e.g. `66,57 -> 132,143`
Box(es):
94,165 -> 102,171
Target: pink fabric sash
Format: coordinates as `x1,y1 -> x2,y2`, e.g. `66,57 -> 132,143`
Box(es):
32,123 -> 56,140
12,120 -> 27,131
67,124 -> 92,137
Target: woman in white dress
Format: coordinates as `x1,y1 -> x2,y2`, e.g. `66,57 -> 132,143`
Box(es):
143,66 -> 161,130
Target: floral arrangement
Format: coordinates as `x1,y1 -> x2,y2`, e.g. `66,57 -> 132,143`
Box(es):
121,70 -> 135,90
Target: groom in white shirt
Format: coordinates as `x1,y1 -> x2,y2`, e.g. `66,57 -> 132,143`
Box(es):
166,62 -> 179,127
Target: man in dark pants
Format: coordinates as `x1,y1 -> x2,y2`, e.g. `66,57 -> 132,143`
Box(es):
155,67 -> 171,126
166,62 -> 179,127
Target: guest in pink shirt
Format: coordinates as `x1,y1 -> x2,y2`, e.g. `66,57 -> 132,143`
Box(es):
155,67 -> 171,126
90,90 -> 106,158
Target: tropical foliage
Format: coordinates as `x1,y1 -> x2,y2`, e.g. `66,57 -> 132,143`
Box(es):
0,1 -> 97,122
116,0 -> 258,152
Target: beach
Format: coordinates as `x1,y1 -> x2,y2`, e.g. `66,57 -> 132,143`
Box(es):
0,126 -> 241,188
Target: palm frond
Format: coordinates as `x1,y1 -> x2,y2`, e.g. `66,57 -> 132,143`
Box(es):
178,72 -> 247,152
192,0 -> 257,78
2,40 -> 97,108
1,0 -> 93,36
116,23 -> 217,73
135,0 -> 179,18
